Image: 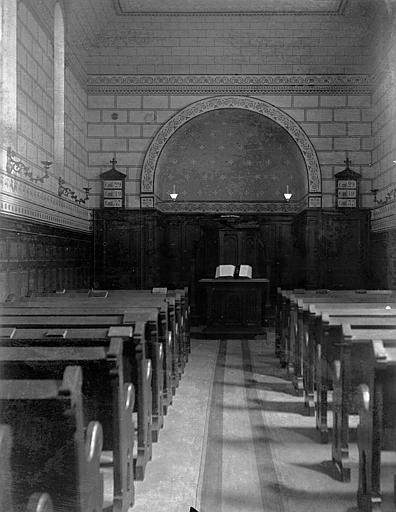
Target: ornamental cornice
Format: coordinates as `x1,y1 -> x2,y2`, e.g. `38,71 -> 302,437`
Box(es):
154,200 -> 304,214
371,201 -> 396,232
0,171 -> 92,233
141,95 -> 321,195
87,74 -> 371,95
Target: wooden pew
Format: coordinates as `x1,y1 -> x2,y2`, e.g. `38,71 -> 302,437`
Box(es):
295,302 -> 396,417
4,291 -> 182,390
0,331 -> 138,508
0,366 -> 102,512
21,287 -> 190,378
276,288 -> 396,373
288,292 -> 396,375
0,307 -> 168,445
355,341 -> 396,512
0,423 -> 55,512
326,326 -> 396,483
304,306 -> 396,431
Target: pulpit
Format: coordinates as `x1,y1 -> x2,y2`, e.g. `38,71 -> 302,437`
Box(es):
199,278 -> 269,336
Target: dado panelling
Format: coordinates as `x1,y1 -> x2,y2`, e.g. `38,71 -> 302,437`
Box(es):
0,216 -> 92,300
371,229 -> 396,289
93,208 -> 370,321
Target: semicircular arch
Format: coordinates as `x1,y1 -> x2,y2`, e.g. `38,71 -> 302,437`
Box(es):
141,96 -> 321,196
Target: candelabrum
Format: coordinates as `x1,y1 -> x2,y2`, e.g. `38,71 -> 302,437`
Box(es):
372,187 -> 396,206
58,177 -> 91,204
6,146 -> 52,183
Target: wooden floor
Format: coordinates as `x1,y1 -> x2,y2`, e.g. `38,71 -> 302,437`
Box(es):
106,333 -> 396,512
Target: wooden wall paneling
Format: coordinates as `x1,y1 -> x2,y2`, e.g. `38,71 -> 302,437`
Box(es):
320,210 -> 370,289
371,229 -> 396,289
0,215 -> 91,300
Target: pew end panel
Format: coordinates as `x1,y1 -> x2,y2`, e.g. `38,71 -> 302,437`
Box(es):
0,366 -> 103,512
0,339 -> 136,511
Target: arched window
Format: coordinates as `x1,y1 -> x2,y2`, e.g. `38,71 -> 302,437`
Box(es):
0,0 -> 17,149
53,2 -> 65,174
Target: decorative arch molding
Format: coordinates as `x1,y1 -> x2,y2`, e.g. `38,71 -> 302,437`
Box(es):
141,95 -> 321,195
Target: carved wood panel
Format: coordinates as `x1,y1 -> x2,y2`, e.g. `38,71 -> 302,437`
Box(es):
0,215 -> 91,301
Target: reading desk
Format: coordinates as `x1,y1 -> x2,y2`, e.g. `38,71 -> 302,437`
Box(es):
199,278 -> 269,336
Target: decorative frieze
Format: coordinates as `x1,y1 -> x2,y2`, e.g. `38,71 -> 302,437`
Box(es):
371,201 -> 396,232
0,171 -> 91,232
151,199 -> 305,214
87,74 -> 371,96
6,147 -> 50,184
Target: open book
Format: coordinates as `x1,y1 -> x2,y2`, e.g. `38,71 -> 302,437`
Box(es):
238,264 -> 252,279
215,264 -> 252,279
215,265 -> 235,278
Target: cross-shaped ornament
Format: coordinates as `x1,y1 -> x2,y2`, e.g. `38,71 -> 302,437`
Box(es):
110,157 -> 117,169
344,157 -> 352,168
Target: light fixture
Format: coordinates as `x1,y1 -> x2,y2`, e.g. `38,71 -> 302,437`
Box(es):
283,185 -> 292,202
371,188 -> 378,203
58,177 -> 91,204
169,184 -> 178,201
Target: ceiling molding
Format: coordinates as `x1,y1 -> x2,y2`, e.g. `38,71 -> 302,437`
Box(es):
87,74 -> 372,95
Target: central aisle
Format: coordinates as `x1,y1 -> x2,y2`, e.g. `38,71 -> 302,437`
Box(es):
129,337 -> 395,512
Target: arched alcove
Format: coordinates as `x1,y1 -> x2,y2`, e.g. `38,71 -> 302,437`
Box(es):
156,108 -> 307,202
141,96 -> 321,211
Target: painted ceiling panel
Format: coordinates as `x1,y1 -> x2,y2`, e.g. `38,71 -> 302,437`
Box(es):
114,0 -> 346,14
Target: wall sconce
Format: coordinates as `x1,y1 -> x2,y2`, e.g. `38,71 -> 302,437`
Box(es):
371,188 -> 378,203
58,177 -> 91,204
283,185 -> 292,202
169,184 -> 178,201
6,146 -> 52,183
371,186 -> 396,206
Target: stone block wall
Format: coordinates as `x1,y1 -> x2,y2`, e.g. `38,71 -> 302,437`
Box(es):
1,0 -> 91,232
86,88 -> 373,210
86,13 -> 371,75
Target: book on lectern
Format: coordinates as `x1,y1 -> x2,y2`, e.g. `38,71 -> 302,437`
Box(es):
214,264 -> 252,279
238,264 -> 252,279
215,265 -> 235,278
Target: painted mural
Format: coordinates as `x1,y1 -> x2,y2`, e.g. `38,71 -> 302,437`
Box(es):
155,108 -> 308,202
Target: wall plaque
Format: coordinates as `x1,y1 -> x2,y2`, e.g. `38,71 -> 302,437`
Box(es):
335,158 -> 360,209
100,158 -> 126,208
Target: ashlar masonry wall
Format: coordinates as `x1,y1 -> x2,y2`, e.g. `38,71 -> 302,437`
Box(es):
86,90 -> 373,210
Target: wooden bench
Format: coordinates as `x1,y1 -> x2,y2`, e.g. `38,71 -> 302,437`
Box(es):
0,366 -> 102,512
0,307 -> 168,445
323,326 -> 396,484
284,291 -> 396,374
0,331 -> 138,507
20,287 -> 190,379
4,291 -> 182,391
355,340 -> 396,512
303,306 -> 396,424
275,288 -> 396,372
0,425 -> 54,512
294,302 -> 396,416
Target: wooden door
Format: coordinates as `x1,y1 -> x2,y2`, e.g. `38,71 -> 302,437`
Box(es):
219,229 -> 258,270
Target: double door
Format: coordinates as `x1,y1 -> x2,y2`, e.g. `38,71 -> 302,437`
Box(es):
219,229 -> 259,269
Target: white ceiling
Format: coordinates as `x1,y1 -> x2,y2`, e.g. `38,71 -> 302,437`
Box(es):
113,0 -> 347,14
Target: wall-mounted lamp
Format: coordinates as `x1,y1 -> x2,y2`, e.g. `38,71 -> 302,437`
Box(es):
371,186 -> 396,206
58,177 -> 91,204
169,184 -> 178,201
371,188 -> 379,203
283,185 -> 292,202
6,146 -> 52,183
